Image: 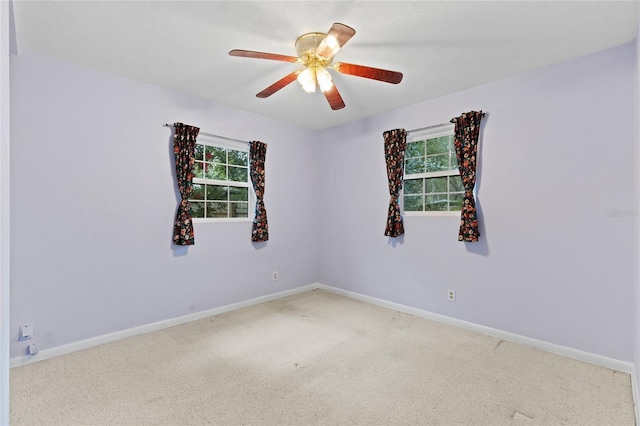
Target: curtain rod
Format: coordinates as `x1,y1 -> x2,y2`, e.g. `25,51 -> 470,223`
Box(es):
407,122 -> 453,134
407,112 -> 486,135
163,124 -> 248,145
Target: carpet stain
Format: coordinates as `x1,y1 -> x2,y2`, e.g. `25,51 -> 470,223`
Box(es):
511,409 -> 533,421
143,395 -> 164,405
494,339 -> 505,350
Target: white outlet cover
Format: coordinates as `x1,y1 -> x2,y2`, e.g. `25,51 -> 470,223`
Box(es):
448,290 -> 456,301
20,323 -> 33,340
27,342 -> 39,355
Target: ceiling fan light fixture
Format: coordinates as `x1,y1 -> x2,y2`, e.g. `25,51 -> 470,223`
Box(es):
229,22 -> 402,110
297,67 -> 316,93
316,67 -> 334,92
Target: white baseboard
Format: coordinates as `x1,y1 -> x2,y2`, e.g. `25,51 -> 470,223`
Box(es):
11,281 -> 635,377
314,283 -> 634,375
322,287 -> 637,422
9,281 -> 638,423
11,281 -> 638,421
11,281 -> 639,423
632,365 -> 640,426
10,284 -> 317,368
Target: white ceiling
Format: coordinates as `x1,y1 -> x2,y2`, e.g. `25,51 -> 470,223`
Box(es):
12,1 -> 639,131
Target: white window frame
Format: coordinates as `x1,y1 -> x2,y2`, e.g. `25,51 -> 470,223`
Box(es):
402,123 -> 462,217
190,134 -> 254,223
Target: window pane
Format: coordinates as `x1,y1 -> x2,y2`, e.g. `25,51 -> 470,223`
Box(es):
205,163 -> 227,180
403,132 -> 460,214
426,136 -> 449,154
229,186 -> 248,201
206,202 -> 228,218
405,157 -> 426,175
228,150 -> 248,166
449,193 -> 464,211
426,154 -> 449,172
403,178 -> 423,195
206,185 -> 228,201
230,202 -> 249,218
194,144 -> 204,161
189,201 -> 205,218
193,162 -> 204,179
450,152 -> 459,169
191,142 -> 253,221
228,166 -> 248,182
205,146 -> 225,163
449,136 -> 458,168
425,194 -> 448,211
191,184 -> 205,200
449,175 -> 464,192
425,177 -> 447,193
404,195 -> 423,211
406,140 -> 425,158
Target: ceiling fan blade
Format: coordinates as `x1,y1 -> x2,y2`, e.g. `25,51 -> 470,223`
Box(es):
316,23 -> 356,58
334,62 -> 403,84
229,49 -> 299,63
323,84 -> 346,110
256,71 -> 300,98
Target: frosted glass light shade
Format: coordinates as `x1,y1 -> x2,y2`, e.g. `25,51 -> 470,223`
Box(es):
297,68 -> 316,93
316,67 -> 334,92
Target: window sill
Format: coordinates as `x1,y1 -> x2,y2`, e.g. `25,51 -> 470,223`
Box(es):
404,211 -> 460,217
193,218 -> 252,223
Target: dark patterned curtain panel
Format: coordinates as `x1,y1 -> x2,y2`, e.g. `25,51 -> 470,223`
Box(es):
450,111 -> 484,242
249,141 -> 269,242
383,129 -> 407,237
172,122 -> 200,246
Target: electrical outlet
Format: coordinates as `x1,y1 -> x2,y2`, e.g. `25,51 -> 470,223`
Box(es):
27,342 -> 39,355
272,271 -> 278,281
19,323 -> 33,340
448,289 -> 456,302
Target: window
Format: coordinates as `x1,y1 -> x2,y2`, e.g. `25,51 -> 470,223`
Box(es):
188,136 -> 251,222
403,125 -> 463,215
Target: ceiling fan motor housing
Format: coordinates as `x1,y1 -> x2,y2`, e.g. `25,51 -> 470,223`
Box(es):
295,32 -> 326,56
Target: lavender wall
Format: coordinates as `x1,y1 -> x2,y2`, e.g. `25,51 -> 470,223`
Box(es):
9,50 -> 320,358
318,43 -> 637,362
9,42 -> 638,365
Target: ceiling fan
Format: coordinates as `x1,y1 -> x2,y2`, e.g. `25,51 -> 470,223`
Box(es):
229,23 -> 403,110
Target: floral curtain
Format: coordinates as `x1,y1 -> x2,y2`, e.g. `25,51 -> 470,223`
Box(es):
450,111 -> 484,242
383,129 -> 407,237
249,141 -> 269,242
172,122 -> 200,246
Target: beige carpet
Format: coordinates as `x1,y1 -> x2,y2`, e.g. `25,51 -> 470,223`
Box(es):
10,289 -> 635,425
